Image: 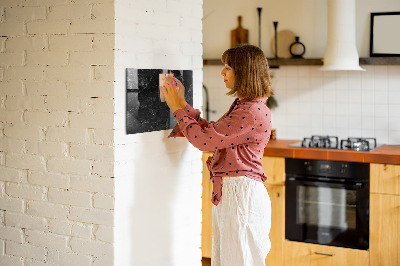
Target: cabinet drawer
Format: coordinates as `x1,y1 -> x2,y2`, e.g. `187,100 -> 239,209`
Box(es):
370,163 -> 400,195
262,156 -> 285,185
284,241 -> 369,266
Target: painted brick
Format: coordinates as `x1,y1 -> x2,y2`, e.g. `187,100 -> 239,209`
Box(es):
0,81 -> 24,96
70,144 -> 114,161
0,255 -> 24,266
69,112 -> 114,129
69,51 -> 113,66
93,65 -> 114,82
70,237 -> 113,257
0,52 -> 24,66
0,197 -> 24,213
22,0 -> 69,6
92,34 -> 114,51
69,207 -> 113,226
43,96 -> 81,112
4,125 -> 43,141
25,81 -> 67,97
25,229 -> 69,251
0,225 -> 24,243
24,259 -> 49,266
71,222 -> 92,239
0,110 -> 23,124
28,171 -> 69,189
5,36 -> 46,52
0,211 -> 4,226
0,138 -> 25,154
69,81 -> 114,98
89,128 -> 114,146
6,183 -> 46,201
44,66 -> 91,82
75,97 -> 114,114
4,6 -> 46,22
5,212 -> 48,231
93,194 -> 113,210
26,140 -> 67,157
92,3 -> 114,20
6,241 -> 46,261
48,4 -> 91,20
24,111 -> 68,127
27,200 -> 69,219
92,160 -> 113,177
93,253 -> 113,266
3,66 -> 44,81
6,153 -> 46,171
70,175 -> 113,195
46,127 -> 88,144
47,158 -> 92,176
0,37 -> 5,52
48,188 -> 91,208
47,250 -> 91,266
0,22 -> 24,36
27,21 -> 69,35
48,219 -> 71,236
4,96 -> 46,111
26,51 -> 68,66
94,225 -> 113,243
69,19 -> 114,34
49,35 -> 93,52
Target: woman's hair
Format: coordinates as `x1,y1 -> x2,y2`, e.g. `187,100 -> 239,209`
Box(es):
221,44 -> 273,99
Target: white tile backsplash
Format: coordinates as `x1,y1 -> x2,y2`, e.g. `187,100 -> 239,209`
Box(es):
203,64 -> 400,145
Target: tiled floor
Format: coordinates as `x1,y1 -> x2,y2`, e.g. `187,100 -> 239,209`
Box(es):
202,257 -> 211,266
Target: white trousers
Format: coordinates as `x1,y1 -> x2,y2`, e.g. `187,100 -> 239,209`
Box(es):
211,176 -> 271,266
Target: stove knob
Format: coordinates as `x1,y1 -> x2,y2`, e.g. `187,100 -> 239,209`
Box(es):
340,164 -> 347,174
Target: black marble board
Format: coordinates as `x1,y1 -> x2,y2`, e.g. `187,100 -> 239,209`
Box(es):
126,68 -> 193,135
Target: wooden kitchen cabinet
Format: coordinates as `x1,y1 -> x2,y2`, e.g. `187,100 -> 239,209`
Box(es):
201,154 -> 286,266
284,241 -> 369,266
370,163 -> 400,266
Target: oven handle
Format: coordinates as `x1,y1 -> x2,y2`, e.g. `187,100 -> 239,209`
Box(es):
286,177 -> 364,189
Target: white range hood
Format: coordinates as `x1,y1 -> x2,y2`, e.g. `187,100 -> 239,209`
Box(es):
320,0 -> 365,71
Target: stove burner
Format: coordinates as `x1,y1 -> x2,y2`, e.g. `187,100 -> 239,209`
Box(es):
340,137 -> 377,151
301,135 -> 339,149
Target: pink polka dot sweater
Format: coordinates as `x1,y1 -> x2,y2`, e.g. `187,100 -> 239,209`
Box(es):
168,97 -> 272,206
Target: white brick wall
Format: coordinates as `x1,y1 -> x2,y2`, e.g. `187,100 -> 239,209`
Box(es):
0,0 -> 115,265
114,0 -> 203,265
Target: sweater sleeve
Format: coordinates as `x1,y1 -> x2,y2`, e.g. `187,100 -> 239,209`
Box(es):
172,106 -> 256,152
168,104 -> 211,138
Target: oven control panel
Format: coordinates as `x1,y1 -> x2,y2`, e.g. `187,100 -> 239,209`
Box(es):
286,158 -> 369,180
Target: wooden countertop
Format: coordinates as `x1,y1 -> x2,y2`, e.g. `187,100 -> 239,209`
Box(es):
263,139 -> 400,165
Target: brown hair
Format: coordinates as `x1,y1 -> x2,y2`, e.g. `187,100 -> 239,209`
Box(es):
221,44 -> 273,99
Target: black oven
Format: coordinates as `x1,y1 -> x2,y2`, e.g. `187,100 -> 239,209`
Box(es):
285,158 -> 369,250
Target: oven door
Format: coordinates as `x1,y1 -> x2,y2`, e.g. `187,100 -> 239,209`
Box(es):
285,177 -> 369,250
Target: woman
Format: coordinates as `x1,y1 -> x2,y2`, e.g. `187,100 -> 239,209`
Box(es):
161,44 -> 273,266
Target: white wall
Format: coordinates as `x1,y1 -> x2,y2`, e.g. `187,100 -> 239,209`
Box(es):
203,0 -> 400,145
0,0 -> 115,265
203,0 -> 400,58
113,0 -> 203,265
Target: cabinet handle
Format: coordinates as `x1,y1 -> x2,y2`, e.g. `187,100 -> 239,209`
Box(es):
314,252 -> 335,257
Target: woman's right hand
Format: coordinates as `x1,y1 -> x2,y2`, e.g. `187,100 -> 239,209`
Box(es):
168,76 -> 187,107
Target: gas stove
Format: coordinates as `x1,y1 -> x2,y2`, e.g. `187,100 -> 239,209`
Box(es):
289,135 -> 381,151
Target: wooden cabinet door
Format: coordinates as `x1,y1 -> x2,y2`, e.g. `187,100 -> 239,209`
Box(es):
370,163 -> 400,195
264,184 -> 284,266
284,241 -> 369,266
370,193 -> 400,266
262,156 -> 285,186
202,152 -> 213,258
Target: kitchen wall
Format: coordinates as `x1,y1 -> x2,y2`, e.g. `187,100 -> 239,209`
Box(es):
0,0 -> 115,265
203,0 -> 400,144
113,0 -> 203,265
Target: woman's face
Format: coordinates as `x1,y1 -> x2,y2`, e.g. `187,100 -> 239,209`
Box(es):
220,64 -> 235,89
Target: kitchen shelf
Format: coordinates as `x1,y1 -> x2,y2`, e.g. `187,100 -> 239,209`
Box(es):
203,57 -> 400,67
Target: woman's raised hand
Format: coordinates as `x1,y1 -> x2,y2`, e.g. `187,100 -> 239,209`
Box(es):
160,76 -> 183,113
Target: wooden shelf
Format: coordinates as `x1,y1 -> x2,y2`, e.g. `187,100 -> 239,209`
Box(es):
203,57 -> 400,67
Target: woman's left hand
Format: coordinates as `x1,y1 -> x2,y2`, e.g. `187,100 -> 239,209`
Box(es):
160,77 -> 183,113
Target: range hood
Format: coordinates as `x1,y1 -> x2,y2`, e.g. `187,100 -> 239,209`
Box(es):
320,0 -> 365,71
